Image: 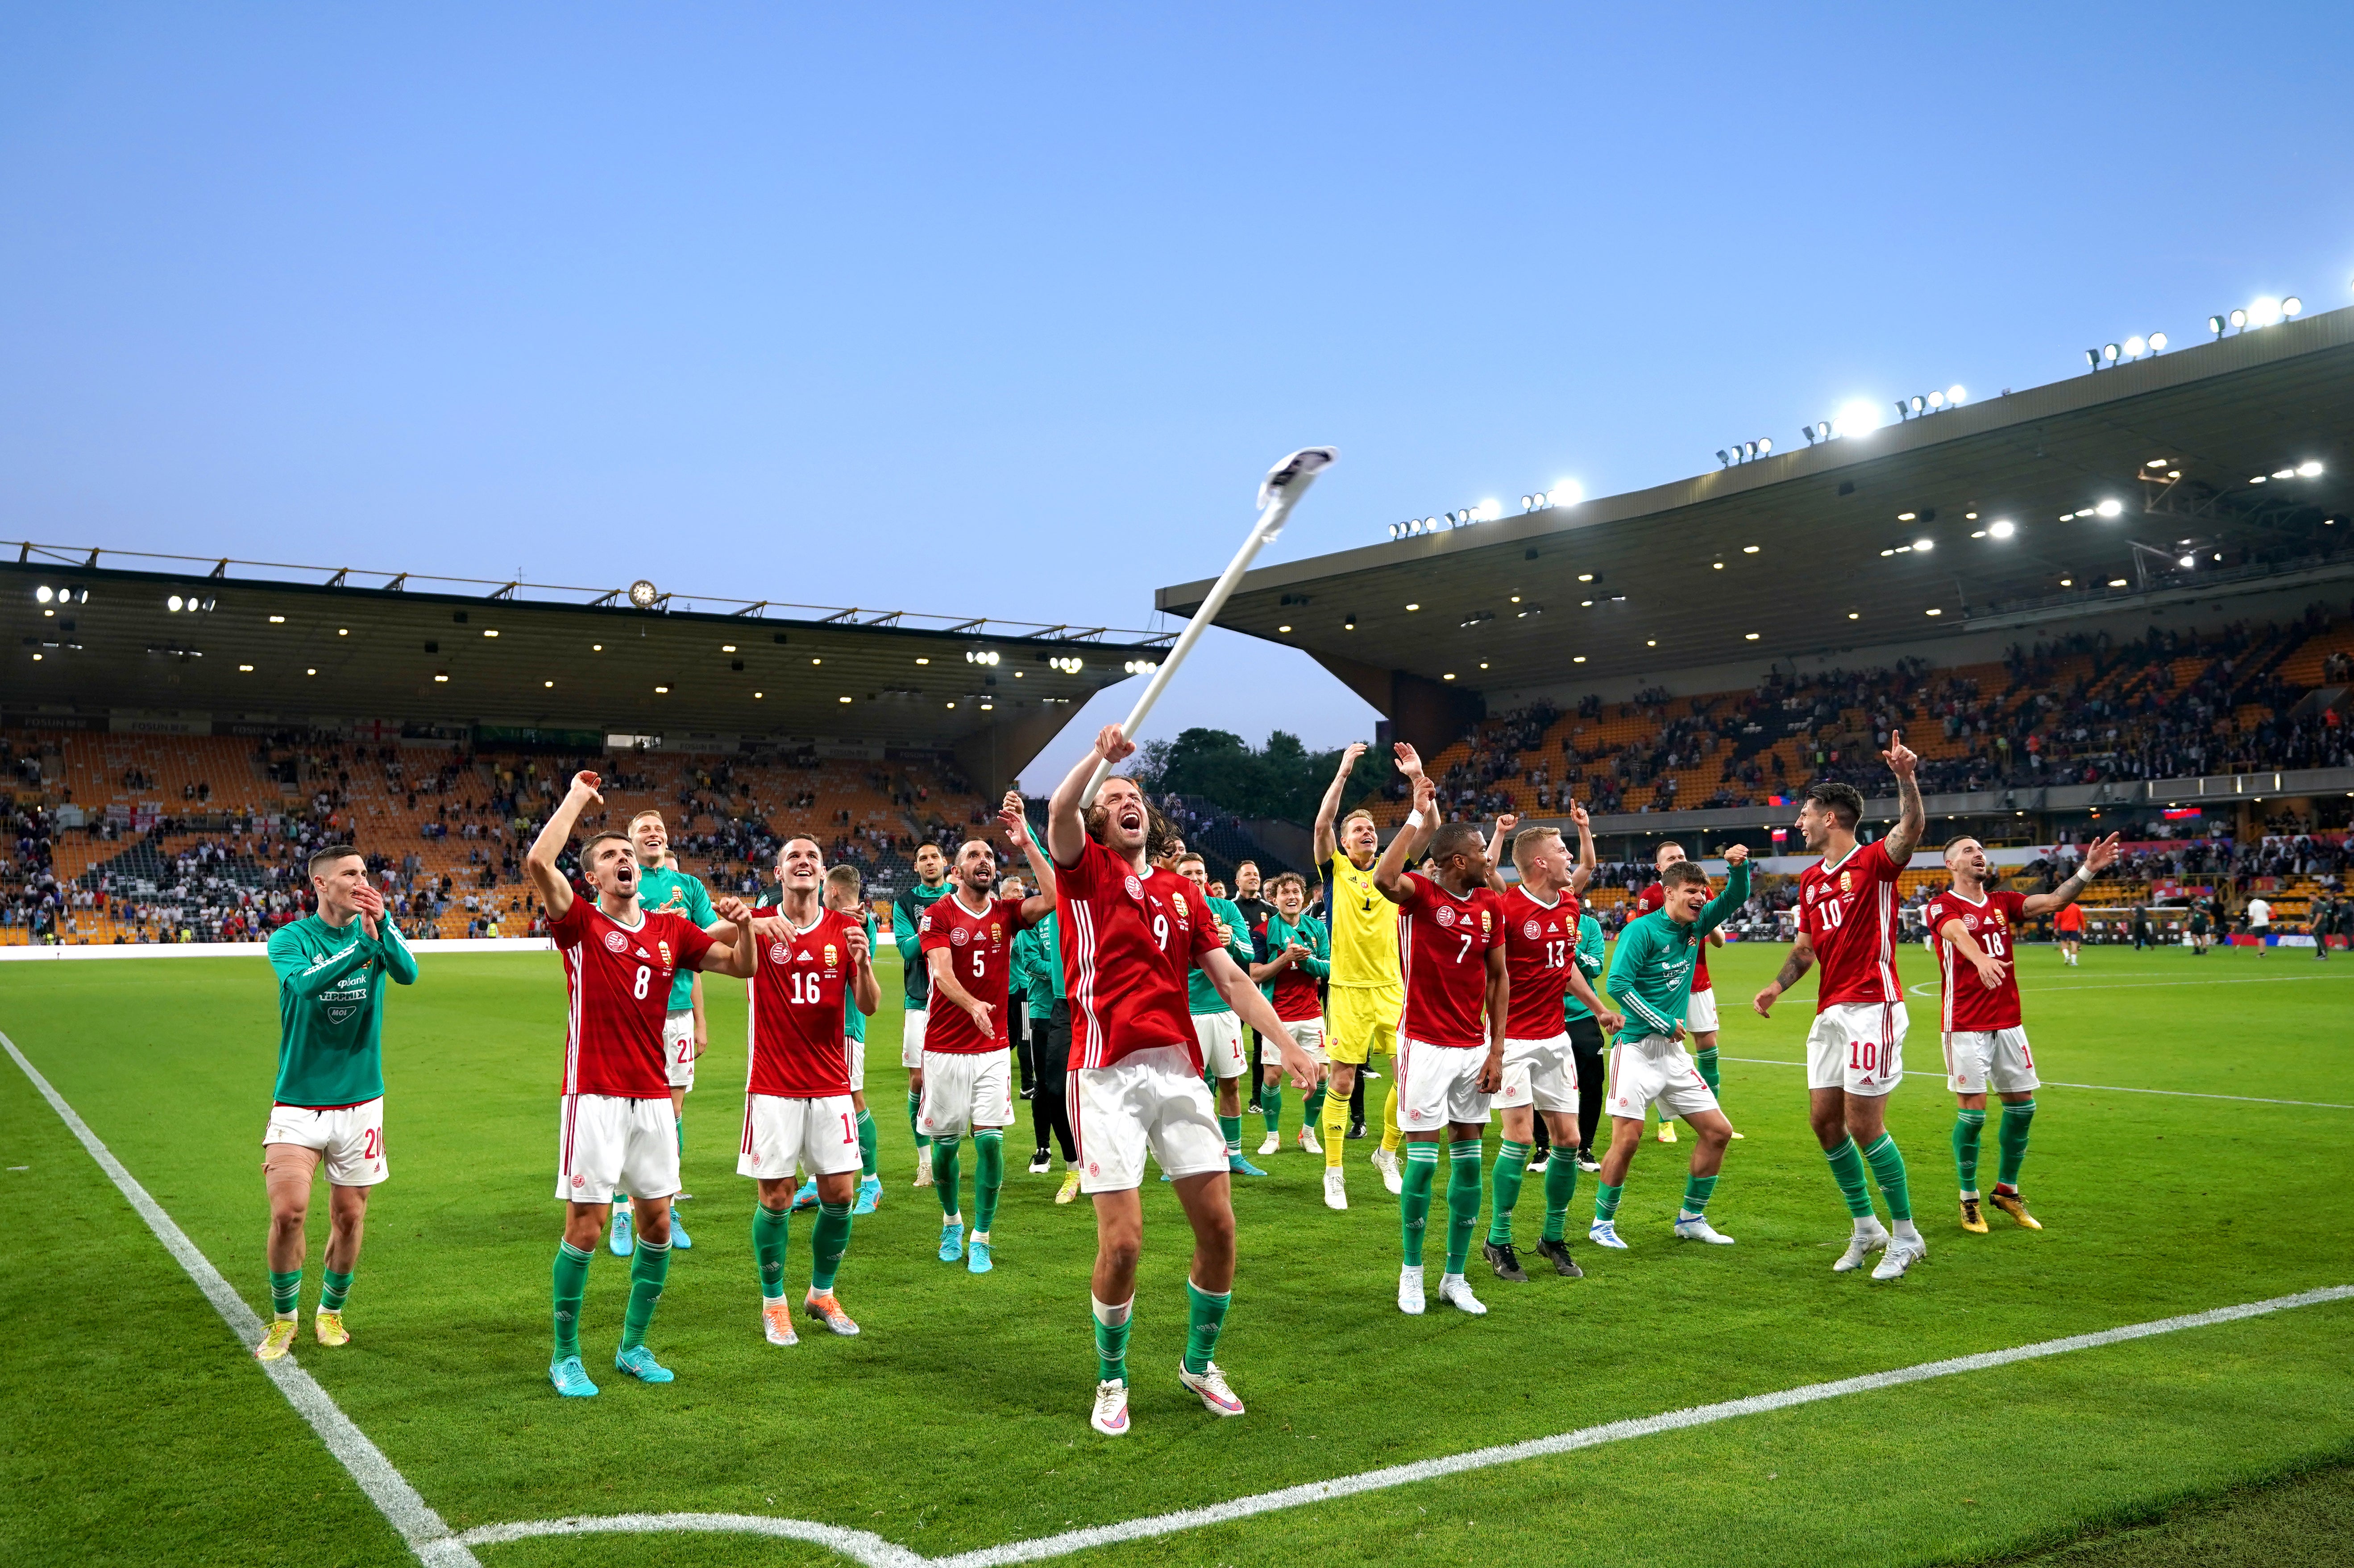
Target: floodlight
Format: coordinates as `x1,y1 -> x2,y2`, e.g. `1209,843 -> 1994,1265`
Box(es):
2273,468 -> 2294,480
1803,425 -> 1819,445
1989,519 -> 2016,539
2249,296 -> 2283,327
2095,498 -> 2124,518
1909,395 -> 1925,414
2124,335 -> 2146,357
1926,390 -> 1945,410
1551,480 -> 1582,506
1716,449 -> 1731,467
35,585 -> 52,604
2108,578 -> 2129,588
167,594 -> 183,612
2208,315 -> 2226,336
2085,348 -> 2100,366
2102,343 -> 2120,362
1947,385 -> 1967,405
1756,436 -> 1772,455
2149,332 -> 2167,352
627,579 -> 659,608
2298,460 -> 2324,477
2284,296 -> 2303,317
2229,308 -> 2247,329
2179,555 -> 2196,568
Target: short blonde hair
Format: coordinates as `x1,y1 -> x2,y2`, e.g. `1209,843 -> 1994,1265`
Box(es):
1511,826 -> 1564,875
1340,808 -> 1377,832
629,809 -> 665,830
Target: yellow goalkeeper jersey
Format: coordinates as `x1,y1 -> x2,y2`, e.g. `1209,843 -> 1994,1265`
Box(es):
1324,849 -> 1402,989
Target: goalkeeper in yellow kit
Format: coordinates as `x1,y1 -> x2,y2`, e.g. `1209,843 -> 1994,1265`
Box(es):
1311,740 -> 1418,1209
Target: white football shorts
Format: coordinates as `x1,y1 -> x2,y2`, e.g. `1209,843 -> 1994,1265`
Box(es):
1494,1032 -> 1578,1113
1192,1010 -> 1247,1080
1260,1018 -> 1328,1067
262,1097 -> 388,1188
738,1092 -> 862,1181
556,1092 -> 680,1205
900,1006 -> 928,1069
1805,1001 -> 1909,1097
663,1008 -> 697,1091
1943,1027 -> 2040,1095
1605,1038 -> 1719,1120
1685,987 -> 1720,1035
1072,1044 -> 1227,1194
918,1049 -> 1015,1138
1396,1037 -> 1494,1131
846,1032 -> 867,1095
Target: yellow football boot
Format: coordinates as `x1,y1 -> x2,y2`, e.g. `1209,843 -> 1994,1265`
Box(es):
254,1318 -> 299,1361
1656,1120 -> 1678,1144
1055,1171 -> 1082,1205
314,1309 -> 350,1346
1959,1197 -> 1989,1234
1989,1189 -> 2042,1229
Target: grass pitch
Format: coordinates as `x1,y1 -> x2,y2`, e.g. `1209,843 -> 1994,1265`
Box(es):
4,940 -> 2351,1568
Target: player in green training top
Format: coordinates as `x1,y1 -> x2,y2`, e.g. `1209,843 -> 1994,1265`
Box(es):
790,863 -> 890,1216
1593,846 -> 1750,1251
893,842 -> 952,1187
255,844 -> 418,1361
607,811 -> 718,1256
1176,854 -> 1266,1177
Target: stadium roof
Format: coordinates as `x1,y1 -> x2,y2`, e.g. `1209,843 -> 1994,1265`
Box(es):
1160,303 -> 2354,724
4,548 -> 1171,780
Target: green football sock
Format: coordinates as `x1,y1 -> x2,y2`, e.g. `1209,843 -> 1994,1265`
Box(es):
619,1238 -> 669,1350
1092,1294 -> 1132,1382
1219,1113 -> 1242,1156
752,1201 -> 791,1300
1593,1181 -> 1623,1224
1399,1143 -> 1438,1267
269,1268 -> 302,1316
1825,1136 -> 1877,1218
1694,1047 -> 1720,1093
1260,1081 -> 1283,1135
320,1268 -> 353,1313
972,1130 -> 1004,1233
1861,1132 -> 1912,1222
551,1240 -> 591,1361
931,1135 -> 963,1219
907,1089 -> 930,1150
1488,1139 -> 1530,1245
1953,1108 -> 1987,1195
1541,1153 -> 1580,1241
1445,1139 -> 1482,1274
1183,1278 -> 1230,1375
811,1200 -> 853,1292
674,1110 -> 684,1158
1996,1099 -> 2036,1189
856,1108 -> 878,1179
1679,1173 -> 1719,1219
1303,1083 -> 1327,1132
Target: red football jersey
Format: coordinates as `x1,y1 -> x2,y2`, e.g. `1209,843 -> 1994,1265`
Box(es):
1635,880 -> 1710,991
1056,837 -> 1221,1070
1257,925 -> 1324,1023
1920,886 -> 2027,1033
1499,885 -> 1580,1039
1797,840 -> 1904,1010
551,898 -> 717,1097
1397,871 -> 1502,1048
746,907 -> 863,1096
917,892 -> 1040,1054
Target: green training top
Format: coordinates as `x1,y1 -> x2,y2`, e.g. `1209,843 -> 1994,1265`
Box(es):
266,912 -> 419,1107
1012,913 -> 1063,1016
636,863 -> 715,1012
1187,895 -> 1254,1016
1604,863 -> 1750,1045
1254,909 -> 1330,1008
892,880 -> 951,1007
1559,912 -> 1607,1024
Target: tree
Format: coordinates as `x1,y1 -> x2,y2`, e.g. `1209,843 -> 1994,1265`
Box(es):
1120,728 -> 1396,823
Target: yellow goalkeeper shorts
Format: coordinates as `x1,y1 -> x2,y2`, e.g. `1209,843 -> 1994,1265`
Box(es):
1325,984 -> 1401,1066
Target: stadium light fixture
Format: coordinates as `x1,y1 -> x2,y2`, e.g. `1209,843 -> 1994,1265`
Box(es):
1756,437 -> 1772,455
2208,315 -> 2228,338
35,585 -> 53,603
1404,602 -> 1420,611
2095,498 -> 2124,519
1913,538 -> 1934,551
2084,348 -> 2100,368
1897,511 -> 1916,521
1552,479 -> 1582,506
2149,332 -> 2167,352
2108,578 -> 2129,588
482,628 -> 498,638
1744,632 -> 1760,640
2102,343 -> 2121,364
435,672 -> 450,683
1835,401 -> 1878,438
2179,554 -> 2196,568
721,643 -> 735,652
2298,460 -> 2325,477
1743,544 -> 1760,553
2249,296 -> 2283,327
2229,308 -> 2247,330
307,668 -> 316,676
1926,608 -> 1942,616
2284,296 -> 2303,317
2124,335 -> 2146,358
1716,449 -> 1731,468
238,663 -> 253,672
1847,612 -> 1860,620
166,594 -> 183,611
1926,390 -> 1945,410
269,614 -> 286,623
2273,467 -> 2295,480
1572,655 -> 1587,664
1948,384 -> 1967,405
1989,519 -> 2016,539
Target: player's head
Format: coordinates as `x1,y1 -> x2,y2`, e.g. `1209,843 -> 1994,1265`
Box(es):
1428,821 -> 1487,885
1234,861 -> 1261,897
1661,858 -> 1713,919
628,810 -> 668,867
1654,840 -> 1686,871
954,838 -> 997,896
308,845 -> 367,916
999,876 -> 1026,901
1511,826 -> 1568,889
579,831 -> 637,900
1084,775 -> 1151,858
1944,836 -> 1989,886
775,836 -> 823,893
1340,807 -> 1379,863
1270,871 -> 1307,917
914,842 -> 947,885
823,863 -> 863,913
1797,782 -> 1864,851
1175,852 -> 1209,891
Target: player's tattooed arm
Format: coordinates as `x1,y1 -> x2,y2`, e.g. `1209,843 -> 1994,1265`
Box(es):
1938,917 -> 2010,990
1373,773 -> 1439,903
525,770 -> 603,922
1881,730 -> 1926,863
1312,740 -> 1366,866
1753,929 -> 1814,1018
1482,813 -> 1517,895
2023,832 -> 2120,916
1569,800 -> 1596,896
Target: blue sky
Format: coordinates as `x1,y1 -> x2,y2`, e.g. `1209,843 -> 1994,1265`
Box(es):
5,4 -> 2351,788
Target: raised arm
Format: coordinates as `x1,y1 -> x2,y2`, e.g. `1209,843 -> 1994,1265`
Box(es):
525,770 -> 602,924
1752,928 -> 1814,1018
1373,773 -> 1439,903
1000,789 -> 1059,922
1696,848 -> 1752,937
1049,725 -> 1131,869
1568,800 -> 1596,896
1312,741 -> 1366,867
1483,813 -> 1517,896
1881,730 -> 1926,864
2023,832 -> 2118,916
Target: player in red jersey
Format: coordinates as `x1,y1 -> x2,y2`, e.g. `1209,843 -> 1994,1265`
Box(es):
1374,772 -> 1510,1317
1923,832 -> 2116,1235
1752,738 -> 1928,1282
1476,812 -> 1620,1282
741,835 -> 880,1346
1633,841 -> 1740,1142
527,771 -> 756,1397
918,791 -> 1057,1276
1047,726 -> 1317,1438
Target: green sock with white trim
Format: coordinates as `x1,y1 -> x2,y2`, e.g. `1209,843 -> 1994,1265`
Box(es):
972,1130 -> 1003,1233
810,1201 -> 852,1292
1488,1140 -> 1530,1245
856,1109 -> 878,1179
1953,1108 -> 1986,1196
269,1269 -> 302,1317
551,1241 -> 591,1361
1220,1114 -> 1242,1157
931,1135 -> 962,1219
1678,1173 -> 1718,1220
1825,1136 -> 1877,1218
907,1089 -> 930,1151
1399,1143 -> 1439,1267
1593,1181 -> 1623,1225
320,1268 -> 353,1313
1092,1294 -> 1132,1383
619,1238 -> 669,1350
1861,1132 -> 1912,1222
1183,1278 -> 1230,1375
1260,1081 -> 1283,1136
1996,1099 -> 2036,1190
1444,1139 -> 1483,1274
1541,1154 -> 1580,1241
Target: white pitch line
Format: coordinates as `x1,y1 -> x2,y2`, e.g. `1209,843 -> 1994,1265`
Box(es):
1711,1055 -> 2354,1110
1906,970 -> 2354,999
448,1286 -> 2354,1567
1,1032 -> 481,1568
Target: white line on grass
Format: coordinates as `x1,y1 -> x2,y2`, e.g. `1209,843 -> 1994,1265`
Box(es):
1712,1054 -> 2354,1109
0,1032 -> 482,1568
445,1286 -> 2354,1567
1906,970 -> 2354,999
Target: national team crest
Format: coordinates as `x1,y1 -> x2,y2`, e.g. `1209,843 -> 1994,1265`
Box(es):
1964,913 -> 1979,929
657,940 -> 673,967
990,923 -> 1002,942
1480,910 -> 1492,932
823,944 -> 839,966
949,925 -> 971,946
768,941 -> 791,964
1173,893 -> 1189,919
602,930 -> 629,953
1435,905 -> 1458,928
1124,875 -> 1144,899
1522,919 -> 1542,939
1839,871 -> 1853,894
919,914 -> 933,932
